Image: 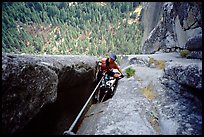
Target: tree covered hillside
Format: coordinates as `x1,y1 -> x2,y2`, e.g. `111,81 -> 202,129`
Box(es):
2,2 -> 143,57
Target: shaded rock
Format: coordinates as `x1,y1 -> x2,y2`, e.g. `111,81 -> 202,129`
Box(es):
2,54 -> 58,135
141,2 -> 202,54
141,2 -> 164,47
174,2 -> 202,30
185,34 -> 202,59
185,34 -> 202,51
163,62 -> 202,91
2,53 -> 98,135
186,51 -> 202,59
142,23 -> 166,54
160,77 -> 182,94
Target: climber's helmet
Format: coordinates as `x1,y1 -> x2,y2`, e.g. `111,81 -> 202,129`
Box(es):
109,53 -> 117,61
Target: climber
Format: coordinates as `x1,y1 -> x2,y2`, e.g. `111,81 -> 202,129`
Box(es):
97,53 -> 124,81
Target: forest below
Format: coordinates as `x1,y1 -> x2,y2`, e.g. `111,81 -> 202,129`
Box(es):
2,2 -> 143,58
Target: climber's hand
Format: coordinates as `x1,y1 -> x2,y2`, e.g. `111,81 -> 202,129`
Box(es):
118,74 -> 124,79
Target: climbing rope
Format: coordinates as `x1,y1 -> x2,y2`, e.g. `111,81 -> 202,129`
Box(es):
63,76 -> 104,135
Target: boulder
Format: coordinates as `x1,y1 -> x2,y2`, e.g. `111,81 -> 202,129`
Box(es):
185,34 -> 202,51
2,53 -> 98,135
163,62 -> 202,91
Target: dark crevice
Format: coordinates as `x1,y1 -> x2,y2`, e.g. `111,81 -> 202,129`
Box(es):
17,77 -> 97,135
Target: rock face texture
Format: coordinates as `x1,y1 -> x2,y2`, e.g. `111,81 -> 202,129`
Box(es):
77,53 -> 202,135
76,3 -> 202,135
141,2 -> 202,59
162,62 -> 202,91
141,2 -> 164,47
2,53 -> 98,135
2,54 -> 58,135
127,53 -> 202,94
184,34 -> 202,59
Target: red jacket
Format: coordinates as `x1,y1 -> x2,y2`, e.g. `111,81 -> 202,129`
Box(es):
100,58 -> 118,72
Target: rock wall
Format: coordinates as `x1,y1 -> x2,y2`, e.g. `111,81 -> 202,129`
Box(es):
77,53 -> 202,135
141,2 -> 164,47
121,53 -> 202,98
141,2 -> 202,59
162,62 -> 202,93
2,53 -> 98,135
